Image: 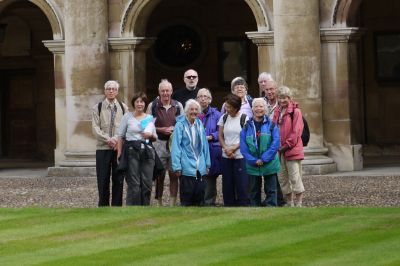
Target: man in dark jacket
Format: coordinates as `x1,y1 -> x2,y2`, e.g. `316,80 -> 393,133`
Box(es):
172,69 -> 199,107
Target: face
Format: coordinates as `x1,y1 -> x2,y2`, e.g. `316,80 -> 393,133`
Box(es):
232,85 -> 246,100
252,101 -> 266,118
224,102 -> 238,117
278,95 -> 290,108
262,81 -> 277,101
184,70 -> 199,89
186,103 -> 200,122
159,84 -> 172,103
196,92 -> 210,109
104,86 -> 118,101
134,97 -> 145,112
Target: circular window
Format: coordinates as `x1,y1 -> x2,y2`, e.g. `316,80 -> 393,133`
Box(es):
154,25 -> 202,68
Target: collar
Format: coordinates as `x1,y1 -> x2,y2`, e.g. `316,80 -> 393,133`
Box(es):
105,98 -> 117,108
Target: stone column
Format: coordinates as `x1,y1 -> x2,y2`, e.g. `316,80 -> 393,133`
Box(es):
109,37 -> 155,102
51,0 -> 109,176
246,31 -> 275,95
273,0 -> 336,174
320,28 -> 365,171
42,40 -> 66,166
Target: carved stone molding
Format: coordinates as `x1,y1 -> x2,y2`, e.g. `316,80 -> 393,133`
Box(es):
42,40 -> 65,54
108,37 -> 156,52
320,27 -> 366,43
245,31 -> 274,46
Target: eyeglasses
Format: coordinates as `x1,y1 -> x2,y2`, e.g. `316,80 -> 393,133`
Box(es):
105,87 -> 118,91
197,95 -> 210,99
185,75 -> 198,80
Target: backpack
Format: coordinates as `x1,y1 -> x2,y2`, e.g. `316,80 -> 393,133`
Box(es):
98,100 -> 125,116
289,111 -> 310,147
151,99 -> 181,117
222,113 -> 247,128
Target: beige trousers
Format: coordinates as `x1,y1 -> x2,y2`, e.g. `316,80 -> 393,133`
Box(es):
278,155 -> 305,195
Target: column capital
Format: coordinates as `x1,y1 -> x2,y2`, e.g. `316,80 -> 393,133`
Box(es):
320,27 -> 366,43
245,31 -> 274,46
108,37 -> 156,52
42,40 -> 65,54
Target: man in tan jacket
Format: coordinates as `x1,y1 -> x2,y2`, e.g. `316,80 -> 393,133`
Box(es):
92,80 -> 128,206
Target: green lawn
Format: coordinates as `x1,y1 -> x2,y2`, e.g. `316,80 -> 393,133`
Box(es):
0,207 -> 399,266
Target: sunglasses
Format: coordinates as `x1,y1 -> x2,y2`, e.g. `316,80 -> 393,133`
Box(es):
185,75 -> 198,80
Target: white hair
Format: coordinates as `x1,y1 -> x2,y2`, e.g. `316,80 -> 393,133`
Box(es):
104,80 -> 119,90
184,99 -> 201,114
252,97 -> 268,113
258,72 -> 274,82
158,79 -> 173,91
197,88 -> 212,103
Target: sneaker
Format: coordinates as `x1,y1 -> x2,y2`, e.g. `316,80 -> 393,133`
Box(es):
295,202 -> 303,207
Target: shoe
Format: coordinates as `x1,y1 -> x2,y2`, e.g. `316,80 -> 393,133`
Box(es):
295,202 -> 303,207
284,201 -> 294,207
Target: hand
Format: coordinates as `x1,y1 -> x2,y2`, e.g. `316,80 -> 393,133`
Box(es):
255,159 -> 263,166
206,168 -> 209,175
207,135 -> 213,141
141,131 -> 153,139
279,146 -> 289,153
224,148 -> 235,158
175,171 -> 182,177
107,138 -> 117,149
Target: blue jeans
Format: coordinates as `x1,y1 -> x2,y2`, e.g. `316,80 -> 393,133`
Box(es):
248,173 -> 278,207
221,158 -> 249,206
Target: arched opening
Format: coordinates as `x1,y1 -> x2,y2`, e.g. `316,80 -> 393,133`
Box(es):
143,0 -> 259,107
0,1 -> 55,168
359,0 -> 400,165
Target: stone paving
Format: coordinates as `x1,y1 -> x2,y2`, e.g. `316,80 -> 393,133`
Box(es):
0,169 -> 399,207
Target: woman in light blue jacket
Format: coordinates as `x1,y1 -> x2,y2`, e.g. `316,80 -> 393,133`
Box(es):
171,99 -> 211,206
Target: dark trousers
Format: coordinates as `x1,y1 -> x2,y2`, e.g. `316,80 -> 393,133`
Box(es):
249,173 -> 278,207
277,176 -> 286,207
125,145 -> 155,206
204,175 -> 219,206
96,150 -> 124,207
180,172 -> 206,206
221,158 -> 249,207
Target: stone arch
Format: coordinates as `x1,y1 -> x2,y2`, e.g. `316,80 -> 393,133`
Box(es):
0,0 -> 64,39
121,0 -> 270,37
332,0 -> 362,27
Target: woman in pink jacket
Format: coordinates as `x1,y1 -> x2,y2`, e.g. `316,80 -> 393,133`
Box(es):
273,86 -> 305,207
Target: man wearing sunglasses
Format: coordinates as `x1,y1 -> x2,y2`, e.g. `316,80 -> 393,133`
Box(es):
172,69 -> 200,107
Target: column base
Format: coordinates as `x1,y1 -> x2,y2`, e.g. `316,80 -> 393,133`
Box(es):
47,151 -> 96,177
303,147 -> 337,175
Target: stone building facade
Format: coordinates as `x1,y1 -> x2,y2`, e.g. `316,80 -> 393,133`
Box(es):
0,0 -> 399,175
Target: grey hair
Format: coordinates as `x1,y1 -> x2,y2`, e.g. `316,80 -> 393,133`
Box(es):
104,80 -> 120,90
252,97 -> 268,113
158,79 -> 173,91
277,86 -> 293,99
197,88 -> 212,103
258,72 -> 274,82
184,99 -> 201,114
231,76 -> 248,92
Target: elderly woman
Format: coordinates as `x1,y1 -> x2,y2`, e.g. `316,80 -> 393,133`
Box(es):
196,88 -> 222,206
218,94 -> 249,206
273,86 -> 305,207
221,76 -> 253,119
117,92 -> 157,206
240,98 -> 280,207
171,99 -> 211,206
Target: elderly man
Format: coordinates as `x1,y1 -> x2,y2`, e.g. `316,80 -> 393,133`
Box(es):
258,72 -> 286,207
258,72 -> 278,120
147,79 -> 183,206
172,69 -> 200,107
92,80 -> 128,207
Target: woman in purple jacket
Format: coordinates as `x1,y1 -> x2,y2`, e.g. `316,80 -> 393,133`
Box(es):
196,88 -> 222,206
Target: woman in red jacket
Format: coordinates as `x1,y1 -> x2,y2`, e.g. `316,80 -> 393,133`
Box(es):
273,86 -> 305,207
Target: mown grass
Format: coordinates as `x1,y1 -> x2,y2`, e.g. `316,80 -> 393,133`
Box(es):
0,207 -> 399,265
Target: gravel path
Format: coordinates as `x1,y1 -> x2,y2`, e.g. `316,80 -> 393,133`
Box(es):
1,174 -> 399,208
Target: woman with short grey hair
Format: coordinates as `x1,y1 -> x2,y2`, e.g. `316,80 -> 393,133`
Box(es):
171,99 -> 211,206
221,76 -> 253,118
196,88 -> 222,206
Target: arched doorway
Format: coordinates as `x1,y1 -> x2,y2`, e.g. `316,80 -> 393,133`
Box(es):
0,1 -> 55,167
359,0 -> 400,164
145,0 -> 259,106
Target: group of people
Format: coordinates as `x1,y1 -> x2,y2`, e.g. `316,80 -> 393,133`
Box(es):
92,69 -> 306,208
